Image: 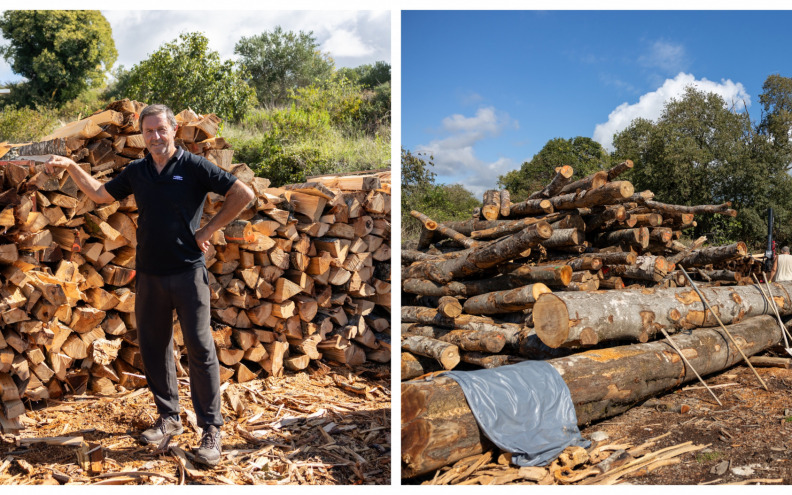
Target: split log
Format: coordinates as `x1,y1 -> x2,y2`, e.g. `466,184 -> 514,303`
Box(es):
401,314 -> 780,477
533,281 -> 792,348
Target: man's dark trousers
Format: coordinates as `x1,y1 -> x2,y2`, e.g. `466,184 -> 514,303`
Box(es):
135,265 -> 223,427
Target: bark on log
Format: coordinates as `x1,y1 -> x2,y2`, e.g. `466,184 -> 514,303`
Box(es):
605,256 -> 668,282
401,335 -> 460,370
402,222 -> 552,283
508,198 -> 553,217
469,212 -> 564,240
549,181 -> 634,211
437,296 -> 463,318
402,306 -> 522,344
404,325 -> 507,353
643,200 -> 737,217
401,314 -> 780,478
462,283 -> 551,315
481,190 -> 501,221
410,211 -> 479,248
499,189 -> 511,217
558,170 -> 608,195
527,165 -> 574,200
606,159 -> 634,181
676,242 -> 747,268
499,265 -> 573,287
533,281 -> 792,348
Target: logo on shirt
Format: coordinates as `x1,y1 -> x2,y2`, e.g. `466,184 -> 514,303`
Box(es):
174,175 -> 184,181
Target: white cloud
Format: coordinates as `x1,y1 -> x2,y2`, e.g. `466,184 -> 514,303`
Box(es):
415,106 -> 519,195
638,40 -> 687,73
593,72 -> 750,151
322,29 -> 374,58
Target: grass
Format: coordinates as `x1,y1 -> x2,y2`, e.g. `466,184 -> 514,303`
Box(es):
695,451 -> 723,463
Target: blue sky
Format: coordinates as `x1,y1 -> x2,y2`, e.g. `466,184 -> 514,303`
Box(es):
402,10 -> 792,197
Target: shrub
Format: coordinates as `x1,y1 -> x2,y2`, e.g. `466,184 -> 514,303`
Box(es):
0,105 -> 58,142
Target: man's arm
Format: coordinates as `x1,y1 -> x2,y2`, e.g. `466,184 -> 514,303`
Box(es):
194,180 -> 255,253
770,256 -> 778,282
44,155 -> 115,204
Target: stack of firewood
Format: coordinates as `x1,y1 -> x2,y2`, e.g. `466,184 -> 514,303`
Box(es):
0,99 -> 391,424
400,161 -> 790,478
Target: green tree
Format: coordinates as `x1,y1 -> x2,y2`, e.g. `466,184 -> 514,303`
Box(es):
338,61 -> 391,90
110,32 -> 255,121
0,10 -> 117,108
234,27 -> 334,107
401,148 -> 480,240
498,136 -> 609,201
612,85 -> 792,247
758,74 -> 792,170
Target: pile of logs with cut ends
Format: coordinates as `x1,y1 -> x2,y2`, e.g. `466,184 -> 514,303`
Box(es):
401,159 -> 781,479
0,100 -> 391,424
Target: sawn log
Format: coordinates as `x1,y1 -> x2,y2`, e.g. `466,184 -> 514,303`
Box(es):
401,314 -> 781,478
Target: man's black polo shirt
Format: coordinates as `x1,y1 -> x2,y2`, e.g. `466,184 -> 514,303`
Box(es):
104,147 -> 237,275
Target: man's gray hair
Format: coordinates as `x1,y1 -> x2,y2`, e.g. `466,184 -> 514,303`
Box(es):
139,104 -> 177,131
783,246 -> 790,254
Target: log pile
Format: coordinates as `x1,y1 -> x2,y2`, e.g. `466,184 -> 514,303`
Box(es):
0,99 -> 391,425
401,161 -> 783,479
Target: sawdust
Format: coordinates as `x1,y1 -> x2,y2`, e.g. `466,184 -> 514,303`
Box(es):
0,362 -> 390,485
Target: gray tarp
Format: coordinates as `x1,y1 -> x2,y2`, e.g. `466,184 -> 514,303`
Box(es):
444,360 -> 589,466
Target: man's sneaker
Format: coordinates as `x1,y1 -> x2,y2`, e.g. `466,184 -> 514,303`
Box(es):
193,425 -> 222,466
140,415 -> 184,445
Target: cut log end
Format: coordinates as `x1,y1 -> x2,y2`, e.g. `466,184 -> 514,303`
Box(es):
532,293 -> 570,348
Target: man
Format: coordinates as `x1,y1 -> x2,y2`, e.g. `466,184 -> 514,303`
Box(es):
45,104 -> 255,467
771,246 -> 792,282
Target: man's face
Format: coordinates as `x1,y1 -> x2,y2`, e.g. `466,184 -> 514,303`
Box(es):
141,113 -> 177,157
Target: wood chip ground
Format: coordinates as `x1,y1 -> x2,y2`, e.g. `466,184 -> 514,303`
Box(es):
0,362 -> 390,485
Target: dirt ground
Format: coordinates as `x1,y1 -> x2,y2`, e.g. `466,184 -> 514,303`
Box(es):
0,361 -> 390,485
579,349 -> 792,485
408,348 -> 792,486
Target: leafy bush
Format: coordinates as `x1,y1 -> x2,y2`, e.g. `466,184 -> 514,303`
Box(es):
0,105 -> 57,142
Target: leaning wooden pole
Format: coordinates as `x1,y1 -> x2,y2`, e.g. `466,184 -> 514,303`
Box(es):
402,314 -> 781,478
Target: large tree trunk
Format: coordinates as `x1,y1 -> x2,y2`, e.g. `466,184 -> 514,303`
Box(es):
533,281 -> 792,348
402,314 -> 780,478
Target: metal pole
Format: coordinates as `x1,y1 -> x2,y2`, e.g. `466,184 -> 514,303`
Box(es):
658,327 -> 723,406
